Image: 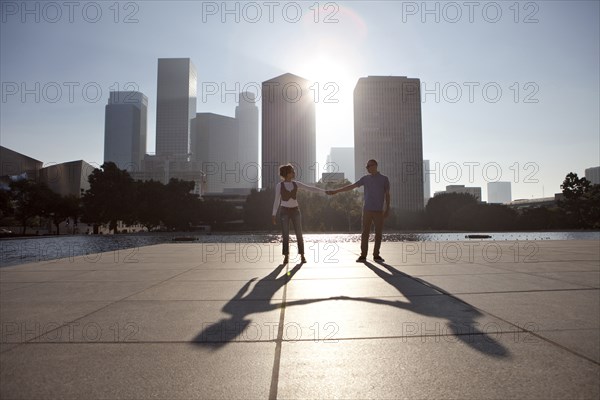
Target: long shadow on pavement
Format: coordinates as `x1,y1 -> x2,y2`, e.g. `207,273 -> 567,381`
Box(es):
193,263 -> 336,349
336,261 -> 511,358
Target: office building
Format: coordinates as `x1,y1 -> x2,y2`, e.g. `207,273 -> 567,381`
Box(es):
191,112 -> 240,193
487,181 -> 512,204
327,147 -> 355,183
321,172 -> 345,184
104,91 -> 148,171
354,76 -> 424,212
585,166 -> 600,185
155,58 -> 197,159
235,92 -> 260,189
423,160 -> 431,206
261,73 -> 316,188
133,155 -> 205,195
444,185 -> 482,201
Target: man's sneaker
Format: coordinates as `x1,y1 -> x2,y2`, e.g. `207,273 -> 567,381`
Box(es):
373,255 -> 385,262
356,256 -> 367,262
283,255 -> 289,264
300,255 -> 307,263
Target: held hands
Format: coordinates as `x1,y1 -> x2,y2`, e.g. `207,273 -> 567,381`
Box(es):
326,190 -> 337,195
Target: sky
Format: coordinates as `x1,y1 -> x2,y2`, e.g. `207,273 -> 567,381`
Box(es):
1,0 -> 599,202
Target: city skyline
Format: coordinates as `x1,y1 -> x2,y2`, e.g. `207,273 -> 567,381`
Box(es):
1,1 -> 598,201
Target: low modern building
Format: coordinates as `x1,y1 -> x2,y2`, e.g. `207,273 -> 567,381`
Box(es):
39,160 -> 96,197
0,146 -> 43,183
508,194 -> 563,210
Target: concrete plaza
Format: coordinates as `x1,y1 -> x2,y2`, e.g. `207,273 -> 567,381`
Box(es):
1,239 -> 599,399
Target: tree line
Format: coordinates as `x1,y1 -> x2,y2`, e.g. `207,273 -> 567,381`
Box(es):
1,164 -> 598,235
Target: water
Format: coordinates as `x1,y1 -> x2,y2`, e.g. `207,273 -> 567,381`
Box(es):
1,231 -> 598,268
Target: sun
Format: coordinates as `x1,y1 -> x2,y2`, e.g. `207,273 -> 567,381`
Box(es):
296,54 -> 358,100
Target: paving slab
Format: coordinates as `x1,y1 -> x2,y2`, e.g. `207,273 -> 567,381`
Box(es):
61,300 -> 284,343
276,335 -> 599,399
1,239 -> 598,399
0,343 -> 275,400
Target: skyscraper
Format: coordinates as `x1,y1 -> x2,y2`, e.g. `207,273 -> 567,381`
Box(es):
354,76 -> 424,212
236,92 -> 259,189
488,181 -> 512,204
423,160 -> 431,206
327,147 -> 355,183
191,112 -> 238,194
261,73 -> 316,188
104,91 -> 148,171
155,58 -> 197,159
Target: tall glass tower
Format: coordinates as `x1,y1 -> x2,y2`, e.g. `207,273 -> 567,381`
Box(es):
104,91 -> 148,171
236,91 -> 259,189
261,73 -> 316,188
354,76 -> 424,212
155,58 -> 197,160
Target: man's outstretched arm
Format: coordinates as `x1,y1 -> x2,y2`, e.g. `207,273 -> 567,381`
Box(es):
327,182 -> 359,195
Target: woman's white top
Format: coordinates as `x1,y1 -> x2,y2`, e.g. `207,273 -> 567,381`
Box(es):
272,181 -> 326,216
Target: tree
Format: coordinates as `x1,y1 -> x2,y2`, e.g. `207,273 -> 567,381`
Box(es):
9,179 -> 55,234
561,172 -> 590,200
517,206 -> 567,230
243,188 -> 275,230
425,192 -> 478,230
47,194 -> 80,235
161,178 -> 200,231
198,198 -> 238,228
135,180 -> 166,231
0,188 -> 13,220
323,179 -> 362,231
559,172 -> 600,228
449,203 -> 517,231
81,162 -> 136,234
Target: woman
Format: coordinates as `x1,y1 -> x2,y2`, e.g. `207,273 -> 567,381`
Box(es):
272,164 -> 325,264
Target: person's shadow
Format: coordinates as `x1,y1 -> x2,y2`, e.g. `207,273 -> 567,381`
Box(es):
193,262 -> 335,349
336,261 -> 510,358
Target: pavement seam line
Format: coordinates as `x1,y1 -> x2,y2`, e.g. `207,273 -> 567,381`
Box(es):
268,263 -> 289,400
0,262 -> 206,355
470,261 -> 600,289
401,270 -> 600,366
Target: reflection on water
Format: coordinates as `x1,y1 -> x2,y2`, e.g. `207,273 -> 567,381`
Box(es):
1,231 -> 598,268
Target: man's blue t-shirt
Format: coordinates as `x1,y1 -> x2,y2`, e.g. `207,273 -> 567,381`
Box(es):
355,172 -> 390,211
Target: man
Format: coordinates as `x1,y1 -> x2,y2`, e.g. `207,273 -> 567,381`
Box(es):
327,159 -> 390,262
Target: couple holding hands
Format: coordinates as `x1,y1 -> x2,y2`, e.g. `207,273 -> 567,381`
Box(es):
272,160 -> 390,265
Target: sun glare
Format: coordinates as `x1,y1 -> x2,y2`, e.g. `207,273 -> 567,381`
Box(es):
293,53 -> 358,169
